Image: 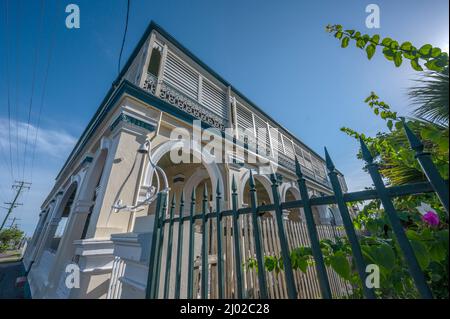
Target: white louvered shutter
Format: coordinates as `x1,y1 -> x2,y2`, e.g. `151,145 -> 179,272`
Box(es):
201,79 -> 228,119
270,126 -> 284,155
163,51 -> 199,100
294,144 -> 305,166
282,135 -> 295,159
236,102 -> 255,141
254,114 -> 270,154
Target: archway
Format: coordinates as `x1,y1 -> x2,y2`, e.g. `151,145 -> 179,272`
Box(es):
49,182 -> 78,253
79,149 -> 108,239
284,187 -> 304,222
240,171 -> 273,207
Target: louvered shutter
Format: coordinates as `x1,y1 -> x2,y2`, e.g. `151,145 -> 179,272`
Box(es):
163,51 -> 199,100
236,102 -> 255,142
294,144 -> 305,166
270,127 -> 284,155
282,135 -> 295,159
201,79 -> 228,119
254,115 -> 270,155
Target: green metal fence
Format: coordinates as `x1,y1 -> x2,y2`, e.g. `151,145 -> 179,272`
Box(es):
145,122 -> 449,299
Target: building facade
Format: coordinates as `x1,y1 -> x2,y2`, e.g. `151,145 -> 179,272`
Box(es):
23,22 -> 350,299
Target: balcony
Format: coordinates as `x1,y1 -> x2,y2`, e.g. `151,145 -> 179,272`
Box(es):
143,73 -> 227,131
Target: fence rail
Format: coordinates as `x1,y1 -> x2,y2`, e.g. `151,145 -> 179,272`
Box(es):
145,122 -> 449,299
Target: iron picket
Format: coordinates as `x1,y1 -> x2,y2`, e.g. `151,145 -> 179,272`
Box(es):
174,192 -> 185,299
187,189 -> 196,299
360,138 -> 433,299
325,148 -> 376,299
145,191 -> 166,299
215,180 -> 225,298
403,121 -> 449,215
294,158 -> 332,299
248,171 -> 268,299
269,174 -> 298,299
201,184 -> 209,299
231,175 -> 245,298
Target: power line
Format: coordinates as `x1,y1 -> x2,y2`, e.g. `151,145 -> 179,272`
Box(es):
4,0 -> 14,182
21,0 -> 45,180
14,0 -> 22,180
118,0 -> 131,75
30,0 -> 60,183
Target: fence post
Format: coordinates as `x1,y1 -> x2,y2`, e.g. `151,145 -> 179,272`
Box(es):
163,195 -> 176,298
403,121 -> 449,216
201,184 -> 209,299
231,175 -> 245,298
153,194 -> 168,298
215,180 -> 225,298
145,191 -> 167,299
187,189 -> 196,298
324,148 -> 376,299
269,173 -> 298,299
174,192 -> 185,299
248,171 -> 268,298
294,158 -> 332,299
359,138 -> 433,299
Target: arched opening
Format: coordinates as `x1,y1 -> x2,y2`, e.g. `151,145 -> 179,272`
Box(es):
50,183 -> 78,253
147,151 -> 216,214
242,176 -> 272,207
143,147 -> 220,298
285,188 -> 304,222
80,150 -> 108,239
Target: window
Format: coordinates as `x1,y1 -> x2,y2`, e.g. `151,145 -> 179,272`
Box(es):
147,47 -> 162,77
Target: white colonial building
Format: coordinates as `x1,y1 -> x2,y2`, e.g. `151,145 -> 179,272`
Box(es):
23,22 -> 350,299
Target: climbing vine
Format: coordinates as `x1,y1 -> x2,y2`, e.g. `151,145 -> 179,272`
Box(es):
325,24 -> 449,72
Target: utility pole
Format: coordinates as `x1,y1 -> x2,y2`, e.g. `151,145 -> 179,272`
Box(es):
9,217 -> 21,228
0,181 -> 31,231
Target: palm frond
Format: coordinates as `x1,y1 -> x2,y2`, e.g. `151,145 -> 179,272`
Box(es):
408,67 -> 449,127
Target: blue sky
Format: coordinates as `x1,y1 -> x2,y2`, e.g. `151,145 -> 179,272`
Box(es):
0,0 -> 448,235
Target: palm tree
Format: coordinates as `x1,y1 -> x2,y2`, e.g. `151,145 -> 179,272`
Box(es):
409,67 -> 449,128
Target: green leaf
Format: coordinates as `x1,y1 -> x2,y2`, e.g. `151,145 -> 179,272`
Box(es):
356,38 -> 366,49
371,34 -> 380,44
394,51 -> 403,67
410,58 -> 423,71
366,44 -> 376,60
400,41 -> 412,51
345,29 -> 355,35
383,47 -> 395,61
410,239 -> 430,270
335,31 -> 343,39
341,36 -> 350,48
390,41 -> 399,50
436,230 -> 449,248
374,243 -> 396,270
387,120 -> 393,130
329,251 -> 351,280
394,121 -> 403,130
429,243 -> 446,262
298,257 -> 308,273
424,59 -> 444,72
419,44 -> 432,57
431,47 -> 442,58
381,37 -> 392,46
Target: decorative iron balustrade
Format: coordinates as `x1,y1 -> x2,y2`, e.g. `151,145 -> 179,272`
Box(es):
143,73 -> 226,131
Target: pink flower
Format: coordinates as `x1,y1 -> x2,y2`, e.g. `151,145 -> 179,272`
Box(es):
422,211 -> 440,227
416,202 -> 440,227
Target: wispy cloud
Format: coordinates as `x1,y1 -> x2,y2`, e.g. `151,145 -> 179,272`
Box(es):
0,117 -> 77,235
0,117 -> 76,160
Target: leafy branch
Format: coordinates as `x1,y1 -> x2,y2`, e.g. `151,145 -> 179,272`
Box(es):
326,24 -> 449,72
